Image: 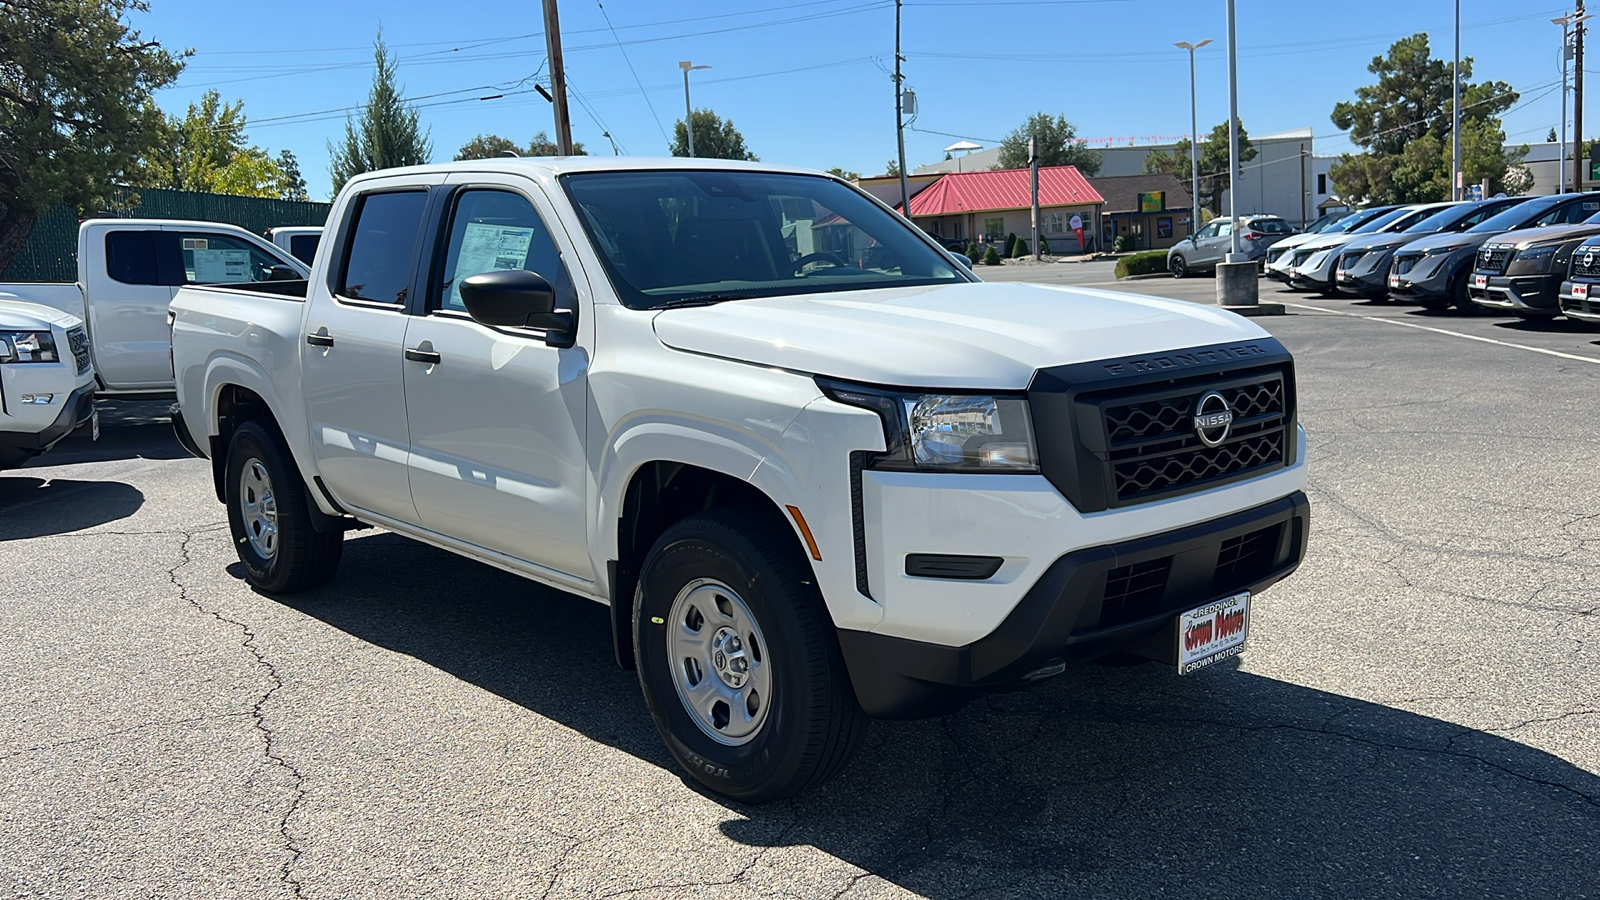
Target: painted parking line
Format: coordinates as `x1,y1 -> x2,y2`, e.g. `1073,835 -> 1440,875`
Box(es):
1280,301 -> 1600,367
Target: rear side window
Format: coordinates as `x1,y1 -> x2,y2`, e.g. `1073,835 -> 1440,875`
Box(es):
1250,219 -> 1293,234
338,191 -> 428,304
178,233 -> 286,284
288,234 -> 319,264
105,231 -> 162,285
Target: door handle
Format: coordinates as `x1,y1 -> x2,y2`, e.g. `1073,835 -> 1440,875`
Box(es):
404,347 -> 442,364
305,332 -> 334,347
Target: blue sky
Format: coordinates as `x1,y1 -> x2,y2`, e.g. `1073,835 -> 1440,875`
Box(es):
135,0 -> 1583,199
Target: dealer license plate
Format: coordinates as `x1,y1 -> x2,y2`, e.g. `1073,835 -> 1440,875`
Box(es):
1575,283 -> 1590,299
1336,269 -> 1347,281
1177,592 -> 1249,675
91,406 -> 100,442
1473,274 -> 1487,289
1389,274 -> 1401,288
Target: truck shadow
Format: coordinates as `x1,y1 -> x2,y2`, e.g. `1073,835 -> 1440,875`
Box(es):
276,531 -> 1600,898
0,477 -> 144,540
26,399 -> 190,467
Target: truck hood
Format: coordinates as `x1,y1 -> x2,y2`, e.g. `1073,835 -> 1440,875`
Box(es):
0,293 -> 82,331
650,282 -> 1269,390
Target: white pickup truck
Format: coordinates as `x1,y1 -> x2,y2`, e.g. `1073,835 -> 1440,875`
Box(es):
2,219 -> 307,397
171,158 -> 1309,801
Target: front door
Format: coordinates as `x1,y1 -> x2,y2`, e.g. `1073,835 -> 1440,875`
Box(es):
401,178 -> 592,581
302,185 -> 437,525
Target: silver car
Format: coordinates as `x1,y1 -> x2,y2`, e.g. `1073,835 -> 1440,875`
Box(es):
1167,215 -> 1295,277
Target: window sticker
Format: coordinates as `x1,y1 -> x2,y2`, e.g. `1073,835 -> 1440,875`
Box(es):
193,248 -> 252,283
450,222 -> 535,308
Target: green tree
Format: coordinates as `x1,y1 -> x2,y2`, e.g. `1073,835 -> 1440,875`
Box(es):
670,110 -> 757,160
1144,121 -> 1258,215
329,29 -> 433,194
277,150 -> 309,201
132,90 -> 289,198
1327,33 -> 1519,203
826,166 -> 860,181
0,0 -> 185,272
884,158 -> 901,177
996,113 -> 1102,175
455,131 -> 584,160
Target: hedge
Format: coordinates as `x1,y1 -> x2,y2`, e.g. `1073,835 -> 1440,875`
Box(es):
1115,250 -> 1168,279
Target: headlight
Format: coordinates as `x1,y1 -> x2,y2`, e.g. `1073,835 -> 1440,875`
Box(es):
820,380 -> 1039,472
1512,245 -> 1557,273
0,331 -> 59,364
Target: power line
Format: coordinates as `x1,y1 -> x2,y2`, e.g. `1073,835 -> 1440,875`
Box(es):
595,0 -> 668,144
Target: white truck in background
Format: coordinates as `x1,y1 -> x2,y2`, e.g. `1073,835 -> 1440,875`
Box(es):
0,294 -> 97,469
265,226 -> 323,266
0,219 -> 307,396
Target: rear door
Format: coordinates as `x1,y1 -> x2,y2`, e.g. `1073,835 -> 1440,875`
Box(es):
400,174 -> 593,580
302,181 -> 441,525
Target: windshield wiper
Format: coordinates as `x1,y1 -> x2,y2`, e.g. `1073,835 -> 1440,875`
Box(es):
652,294 -> 746,310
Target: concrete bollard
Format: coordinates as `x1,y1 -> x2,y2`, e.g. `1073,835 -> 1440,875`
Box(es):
1216,259 -> 1284,316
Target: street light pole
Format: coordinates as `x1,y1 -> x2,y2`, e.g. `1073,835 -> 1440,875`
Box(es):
1175,39 -> 1212,244
1226,0 -> 1241,261
678,61 -> 710,157
1452,0 -> 1460,200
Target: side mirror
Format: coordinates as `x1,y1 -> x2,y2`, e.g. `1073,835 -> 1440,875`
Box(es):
459,269 -> 576,347
951,253 -> 973,269
267,264 -> 301,281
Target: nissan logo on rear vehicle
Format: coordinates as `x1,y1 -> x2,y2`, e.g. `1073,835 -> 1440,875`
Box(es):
1586,250 -> 1596,268
1193,391 -> 1234,447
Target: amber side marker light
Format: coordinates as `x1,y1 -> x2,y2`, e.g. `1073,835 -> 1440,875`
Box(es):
785,505 -> 823,561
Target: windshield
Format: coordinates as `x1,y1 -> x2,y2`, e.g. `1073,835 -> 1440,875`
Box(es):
1469,195 -> 1566,233
1352,206 -> 1423,234
1328,207 -> 1392,234
561,170 -> 971,309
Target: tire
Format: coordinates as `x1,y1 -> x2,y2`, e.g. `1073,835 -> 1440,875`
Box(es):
633,506 -> 867,802
1169,255 -> 1188,278
225,420 -> 343,594
1450,272 -> 1484,315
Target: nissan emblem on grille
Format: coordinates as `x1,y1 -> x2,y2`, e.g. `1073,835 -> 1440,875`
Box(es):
1586,251 -> 1594,268
1192,391 -> 1234,447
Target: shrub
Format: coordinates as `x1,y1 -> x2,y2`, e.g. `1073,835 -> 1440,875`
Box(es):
964,241 -> 977,260
1115,249 -> 1167,279
983,245 -> 1002,266
1040,236 -> 1050,255
1004,232 -> 1017,257
1113,233 -> 1139,253
1012,237 -> 1029,258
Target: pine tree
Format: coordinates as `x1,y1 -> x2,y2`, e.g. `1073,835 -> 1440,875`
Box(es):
277,150 -> 309,201
329,29 -> 433,194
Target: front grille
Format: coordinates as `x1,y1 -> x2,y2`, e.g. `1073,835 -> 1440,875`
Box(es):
1477,247 -> 1510,274
1099,559 -> 1173,628
66,326 -> 91,375
1265,246 -> 1289,264
1291,249 -> 1316,267
1339,250 -> 1365,270
1393,252 -> 1422,276
1101,375 -> 1288,504
1571,246 -> 1600,278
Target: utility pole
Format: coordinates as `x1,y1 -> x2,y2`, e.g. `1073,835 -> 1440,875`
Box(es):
1226,0 -> 1241,261
1452,0 -> 1461,200
894,0 -> 910,219
543,0 -> 573,155
1578,0 -> 1587,191
1030,135 -> 1040,260
1175,41 -> 1211,239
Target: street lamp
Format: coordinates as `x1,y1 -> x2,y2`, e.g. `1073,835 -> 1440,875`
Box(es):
678,61 -> 711,157
1553,13 -> 1593,194
1174,39 -> 1212,244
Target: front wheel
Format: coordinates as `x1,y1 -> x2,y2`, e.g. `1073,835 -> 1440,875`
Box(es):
225,421 -> 343,594
1169,255 -> 1188,278
633,507 -> 867,802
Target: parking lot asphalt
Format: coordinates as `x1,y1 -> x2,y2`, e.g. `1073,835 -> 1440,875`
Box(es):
2,273 -> 1597,898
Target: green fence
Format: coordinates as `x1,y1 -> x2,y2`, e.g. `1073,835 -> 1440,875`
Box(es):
1,188 -> 331,283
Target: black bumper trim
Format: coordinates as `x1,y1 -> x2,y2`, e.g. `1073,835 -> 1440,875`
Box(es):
838,491 -> 1310,719
0,384 -> 96,465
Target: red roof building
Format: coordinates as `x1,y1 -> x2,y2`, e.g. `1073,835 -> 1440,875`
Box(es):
894,165 -> 1106,254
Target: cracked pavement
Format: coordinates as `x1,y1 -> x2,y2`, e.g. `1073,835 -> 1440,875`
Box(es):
2,278 -> 1598,897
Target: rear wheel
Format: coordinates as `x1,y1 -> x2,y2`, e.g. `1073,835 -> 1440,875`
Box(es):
1169,255 -> 1189,278
225,421 -> 343,594
633,506 -> 867,802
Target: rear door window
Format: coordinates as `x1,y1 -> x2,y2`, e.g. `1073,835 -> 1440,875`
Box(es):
337,191 -> 429,305
288,234 -> 320,265
104,231 -> 163,285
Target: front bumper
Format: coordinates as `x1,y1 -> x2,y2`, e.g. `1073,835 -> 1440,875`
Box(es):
1289,249 -> 1338,290
838,491 -> 1311,718
1335,250 -> 1395,296
0,383 -> 96,467
1558,280 -> 1600,322
1468,272 -> 1562,315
